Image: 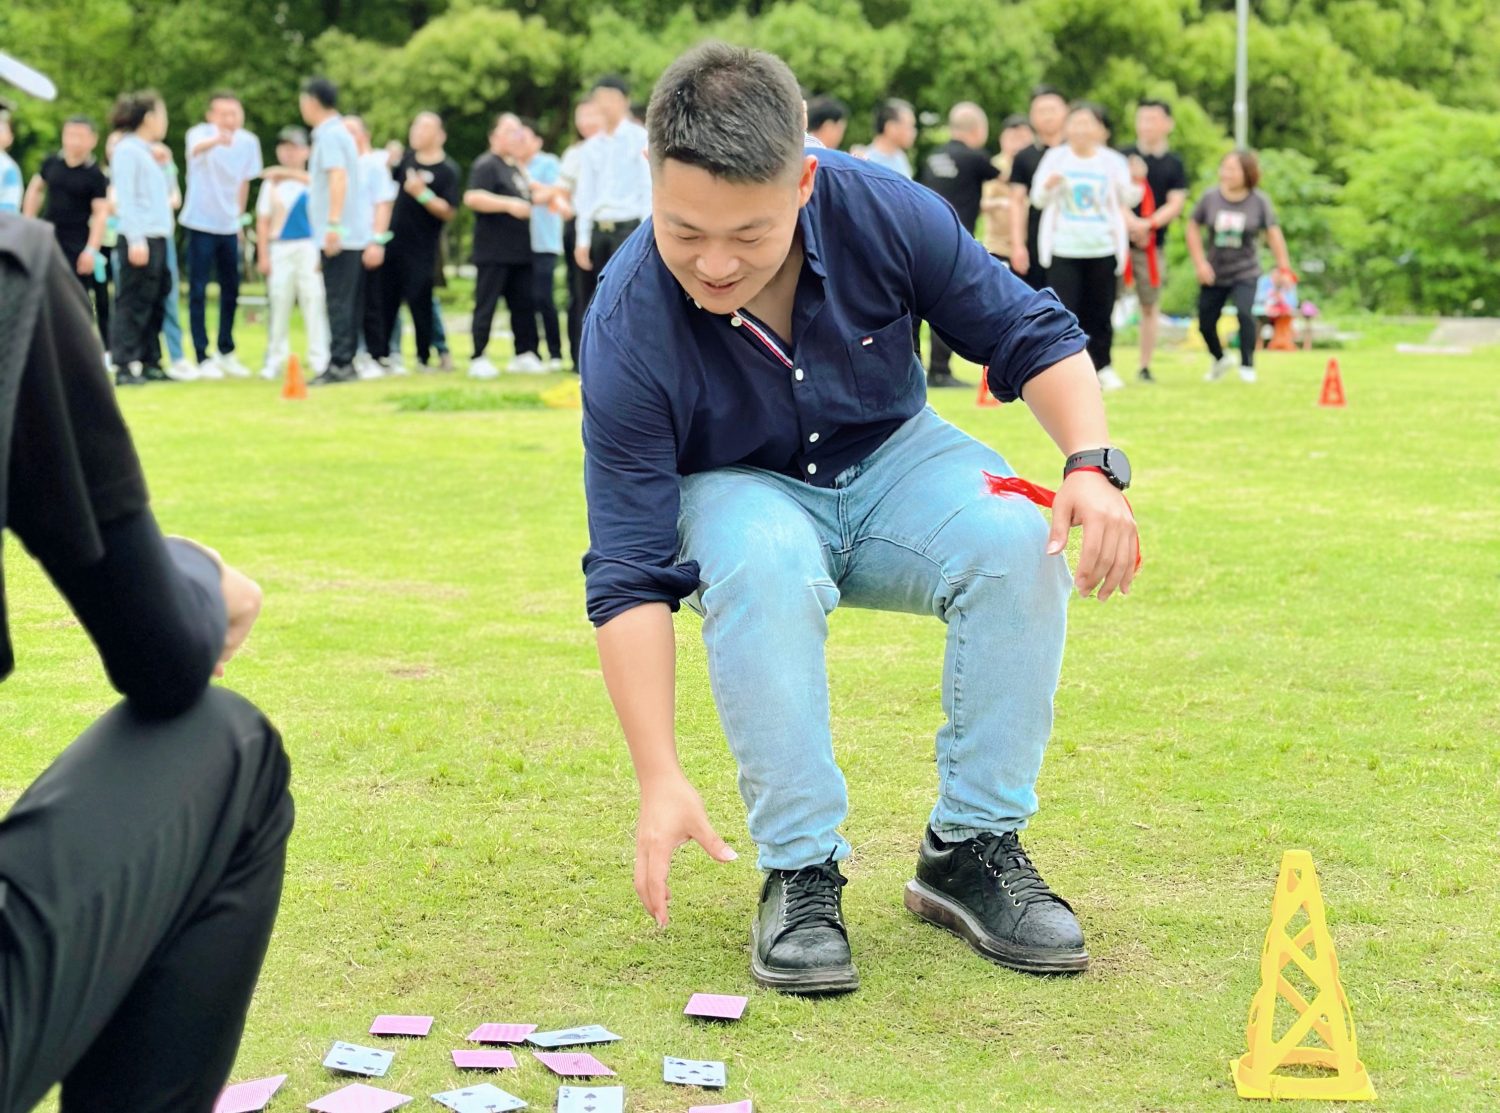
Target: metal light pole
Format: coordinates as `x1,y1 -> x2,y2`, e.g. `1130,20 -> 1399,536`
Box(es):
1233,0 -> 1250,147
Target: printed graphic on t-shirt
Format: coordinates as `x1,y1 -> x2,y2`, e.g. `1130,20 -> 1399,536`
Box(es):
1213,209 -> 1248,248
1064,173 -> 1109,223
925,152 -> 959,180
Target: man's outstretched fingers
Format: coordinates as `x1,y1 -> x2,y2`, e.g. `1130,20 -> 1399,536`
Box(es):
694,820 -> 738,863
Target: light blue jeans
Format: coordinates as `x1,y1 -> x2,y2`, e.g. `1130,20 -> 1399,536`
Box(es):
161,235 -> 184,363
678,407 -> 1071,871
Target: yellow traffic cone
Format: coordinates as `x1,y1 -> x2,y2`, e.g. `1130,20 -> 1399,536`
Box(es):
1231,850 -> 1376,1101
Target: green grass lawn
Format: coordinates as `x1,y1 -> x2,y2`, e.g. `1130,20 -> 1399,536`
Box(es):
4,322 -> 1497,1112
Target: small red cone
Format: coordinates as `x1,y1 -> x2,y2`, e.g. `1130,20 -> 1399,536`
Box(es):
1319,358 -> 1345,408
976,367 -> 1001,408
281,353 -> 308,401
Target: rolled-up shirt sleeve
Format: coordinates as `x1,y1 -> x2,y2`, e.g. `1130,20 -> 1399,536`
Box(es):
579,324 -> 701,626
900,179 -> 1087,402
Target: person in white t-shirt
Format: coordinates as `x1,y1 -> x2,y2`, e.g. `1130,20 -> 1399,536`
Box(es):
181,92 -> 262,378
1031,102 -> 1140,392
255,127 -> 329,379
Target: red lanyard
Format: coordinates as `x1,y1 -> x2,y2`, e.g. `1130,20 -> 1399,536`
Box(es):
983,472 -> 1143,572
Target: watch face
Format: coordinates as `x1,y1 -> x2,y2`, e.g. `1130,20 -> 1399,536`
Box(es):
1105,448 -> 1131,489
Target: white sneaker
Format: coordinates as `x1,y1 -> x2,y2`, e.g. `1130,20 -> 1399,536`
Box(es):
356,358 -> 385,381
380,355 -> 406,377
468,356 -> 499,380
547,357 -> 567,372
197,356 -> 225,380
509,351 -> 546,374
259,364 -> 278,381
1239,365 -> 1258,383
1096,366 -> 1126,392
1204,354 -> 1236,382
168,358 -> 200,382
217,352 -> 251,378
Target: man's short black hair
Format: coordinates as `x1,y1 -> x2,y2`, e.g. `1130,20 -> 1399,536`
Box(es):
208,90 -> 240,107
299,76 -> 338,110
806,95 -> 849,131
1068,99 -> 1111,132
873,98 -> 914,137
1001,113 -> 1032,131
646,41 -> 805,184
1030,84 -> 1066,104
593,74 -> 630,97
1138,98 -> 1173,117
64,114 -> 98,132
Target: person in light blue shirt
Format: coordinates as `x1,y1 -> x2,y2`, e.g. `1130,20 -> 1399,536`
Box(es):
108,91 -> 174,384
0,109 -> 22,213
524,122 -> 565,367
863,99 -> 916,179
299,76 -> 363,381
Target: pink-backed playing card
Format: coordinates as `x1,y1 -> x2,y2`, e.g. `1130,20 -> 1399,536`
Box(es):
684,993 -> 749,1021
213,1074 -> 288,1113
688,1102 -> 753,1113
306,1082 -> 413,1113
451,1049 -> 517,1070
532,1051 -> 617,1077
368,1014 -> 434,1037
466,1023 -> 536,1045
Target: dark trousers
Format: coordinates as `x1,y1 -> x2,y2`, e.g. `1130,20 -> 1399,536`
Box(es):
186,230 -> 241,361
473,261 -> 536,360
1198,280 -> 1259,368
563,219 -> 589,366
63,243 -> 111,348
0,689 -> 293,1113
929,331 -> 957,378
1048,254 -> 1118,371
110,238 -> 171,370
531,252 -> 562,361
322,249 -> 365,369
377,248 -> 437,364
570,221 -> 636,349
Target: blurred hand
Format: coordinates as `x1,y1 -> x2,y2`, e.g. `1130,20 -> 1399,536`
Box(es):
634,773 -> 737,927
127,242 -> 149,267
257,251 -> 271,277
362,243 -> 385,270
1128,154 -> 1149,179
1126,215 -> 1151,248
216,560 -> 264,676
403,168 -> 426,198
1046,469 -> 1138,601
1010,244 -> 1030,276
1195,260 -> 1216,286
75,248 -> 95,277
1044,173 -> 1066,191
323,229 -> 341,257
575,242 -> 592,272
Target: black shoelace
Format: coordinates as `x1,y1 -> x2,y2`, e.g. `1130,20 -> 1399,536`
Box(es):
779,860 -> 848,935
971,832 -> 1071,911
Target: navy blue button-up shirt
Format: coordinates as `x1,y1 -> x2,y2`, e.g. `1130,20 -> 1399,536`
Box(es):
579,148 -> 1087,626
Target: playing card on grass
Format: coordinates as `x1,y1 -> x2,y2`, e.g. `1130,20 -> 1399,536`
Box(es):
532,1052 -> 616,1077
214,1074 -> 287,1113
467,1024 -> 536,1045
452,1049 -> 517,1070
688,1103 -> 753,1113
323,1041 -> 394,1077
556,1086 -> 624,1113
664,1057 -> 727,1088
369,1015 -> 433,1037
684,994 -> 748,1021
306,1082 -> 412,1113
526,1026 -> 620,1048
431,1082 -> 527,1112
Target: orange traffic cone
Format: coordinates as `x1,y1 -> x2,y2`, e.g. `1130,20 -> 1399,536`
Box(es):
1318,358 -> 1345,408
1269,315 -> 1296,351
281,353 -> 308,401
976,367 -> 1001,408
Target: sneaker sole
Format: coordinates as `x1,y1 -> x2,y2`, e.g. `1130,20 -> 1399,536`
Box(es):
748,919 -> 861,995
904,879 -> 1090,974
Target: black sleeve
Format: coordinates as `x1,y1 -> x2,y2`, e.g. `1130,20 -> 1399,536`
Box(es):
467,156 -> 498,194
977,151 -> 1002,182
1009,146 -> 1039,190
438,159 -> 462,205
1166,155 -> 1188,194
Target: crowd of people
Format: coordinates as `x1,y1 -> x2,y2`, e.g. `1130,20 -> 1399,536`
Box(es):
3,74 -> 1294,391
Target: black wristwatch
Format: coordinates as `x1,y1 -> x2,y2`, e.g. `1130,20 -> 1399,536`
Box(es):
1064,447 -> 1131,490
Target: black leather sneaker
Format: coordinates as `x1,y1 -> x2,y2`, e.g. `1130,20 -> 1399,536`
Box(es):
750,859 -> 860,994
905,828 -> 1088,974
310,364 -> 357,387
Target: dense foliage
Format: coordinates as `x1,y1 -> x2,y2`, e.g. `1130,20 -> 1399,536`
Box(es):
3,0 -> 1495,312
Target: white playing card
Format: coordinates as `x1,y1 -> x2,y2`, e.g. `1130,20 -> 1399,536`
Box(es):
323,1040 -> 394,1077
526,1026 -> 621,1049
555,1086 -> 624,1113
431,1083 -> 527,1112
663,1057 -> 727,1088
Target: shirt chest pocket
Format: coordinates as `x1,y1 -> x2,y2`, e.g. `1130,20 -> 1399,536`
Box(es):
846,313 -> 920,416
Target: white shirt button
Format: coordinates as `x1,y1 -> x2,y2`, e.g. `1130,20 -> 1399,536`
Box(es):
807,463 -> 818,476
730,316 -> 743,327
809,432 -> 820,443
794,368 -> 805,381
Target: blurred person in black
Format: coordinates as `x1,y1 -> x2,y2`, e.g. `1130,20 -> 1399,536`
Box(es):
0,53 -> 293,1113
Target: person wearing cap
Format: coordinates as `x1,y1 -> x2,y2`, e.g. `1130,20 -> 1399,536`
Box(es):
0,53 -> 293,1113
571,75 -> 652,305
255,125 -> 330,379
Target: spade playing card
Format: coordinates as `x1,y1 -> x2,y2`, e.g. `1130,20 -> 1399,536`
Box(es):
323,1041 -> 394,1077
555,1086 -> 624,1113
430,1082 -> 527,1112
526,1026 -> 620,1049
663,1058 -> 727,1089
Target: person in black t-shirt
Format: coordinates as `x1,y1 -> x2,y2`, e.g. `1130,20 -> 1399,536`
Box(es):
463,112 -> 540,378
22,115 -> 112,339
1007,85 -> 1068,292
1119,99 -> 1189,383
378,112 -> 460,370
918,101 -> 1001,388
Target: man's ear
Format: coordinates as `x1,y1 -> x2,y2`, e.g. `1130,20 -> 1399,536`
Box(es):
797,155 -> 818,207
